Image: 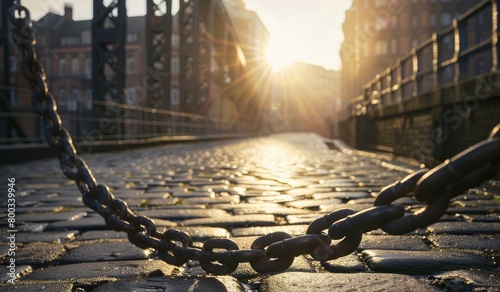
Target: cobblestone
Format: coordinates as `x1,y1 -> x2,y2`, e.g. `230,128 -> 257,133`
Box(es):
261,272 -> 440,291
61,241 -> 153,263
357,235 -> 431,251
93,276 -> 245,291
2,242 -> 66,266
320,254 -> 367,272
362,249 -> 495,274
23,260 -> 176,281
45,215 -> 109,231
427,222 -> 500,234
0,231 -> 78,244
15,210 -> 87,223
1,133 -> 499,290
427,234 -> 500,251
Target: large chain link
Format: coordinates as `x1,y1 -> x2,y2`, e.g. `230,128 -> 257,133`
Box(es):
9,5 -> 500,275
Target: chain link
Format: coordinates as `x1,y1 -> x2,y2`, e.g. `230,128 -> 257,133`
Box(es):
9,4 -> 500,275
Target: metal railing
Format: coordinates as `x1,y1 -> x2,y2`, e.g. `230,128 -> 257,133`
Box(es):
352,0 -> 499,116
0,84 -> 252,146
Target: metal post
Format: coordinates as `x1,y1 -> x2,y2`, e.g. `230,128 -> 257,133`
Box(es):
146,0 -> 172,137
395,58 -> 402,103
492,0 -> 499,71
179,0 -> 199,134
1,0 -> 28,142
453,18 -> 468,82
432,33 -> 439,89
92,0 -> 127,139
1,0 -> 14,140
411,48 -> 418,97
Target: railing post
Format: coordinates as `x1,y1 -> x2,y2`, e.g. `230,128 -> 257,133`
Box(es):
492,0 -> 499,71
376,75 -> 382,107
384,68 -> 391,105
395,58 -> 402,103
412,48 -> 418,97
455,17 -> 468,81
146,0 -> 173,136
432,33 -> 439,90
92,0 -> 127,140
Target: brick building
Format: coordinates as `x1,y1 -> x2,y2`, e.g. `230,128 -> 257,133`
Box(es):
223,0 -> 272,131
339,0 -> 485,114
1,5 -> 148,140
1,2 -> 271,141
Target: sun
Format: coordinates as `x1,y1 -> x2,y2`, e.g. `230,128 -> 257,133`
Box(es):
266,43 -> 295,72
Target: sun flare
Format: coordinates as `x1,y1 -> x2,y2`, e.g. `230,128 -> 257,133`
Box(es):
266,44 -> 295,72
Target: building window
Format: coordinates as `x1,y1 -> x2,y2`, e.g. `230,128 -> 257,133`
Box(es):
171,35 -> 179,47
59,58 -> 66,75
476,60 -> 486,75
364,45 -> 370,57
85,57 -> 91,78
376,16 -> 389,31
71,58 -> 79,75
127,33 -> 138,43
430,14 -> 436,27
127,87 -> 136,104
391,16 -> 397,28
81,30 -> 91,44
9,56 -> 17,72
69,88 -> 79,111
478,12 -> 484,25
391,39 -> 397,54
61,37 -> 79,46
375,40 -> 388,56
441,13 -> 452,27
84,89 -> 92,110
443,35 -> 453,51
477,33 -> 485,43
412,39 -> 419,49
171,57 -> 179,74
127,55 -> 135,75
171,89 -> 180,105
10,91 -> 18,107
58,88 -> 67,107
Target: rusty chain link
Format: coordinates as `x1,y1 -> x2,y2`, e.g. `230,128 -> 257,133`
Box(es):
9,4 -> 500,275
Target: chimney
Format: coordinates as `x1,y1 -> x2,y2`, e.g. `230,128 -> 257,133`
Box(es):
64,4 -> 73,20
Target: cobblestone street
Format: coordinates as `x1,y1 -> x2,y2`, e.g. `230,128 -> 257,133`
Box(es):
1,133 -> 499,291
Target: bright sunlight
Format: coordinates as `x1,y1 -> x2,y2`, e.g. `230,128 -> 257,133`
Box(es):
266,42 -> 295,72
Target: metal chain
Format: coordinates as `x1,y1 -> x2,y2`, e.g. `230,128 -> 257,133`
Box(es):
9,4 -> 500,275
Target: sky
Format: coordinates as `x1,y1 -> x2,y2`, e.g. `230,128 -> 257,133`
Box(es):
21,0 -> 352,71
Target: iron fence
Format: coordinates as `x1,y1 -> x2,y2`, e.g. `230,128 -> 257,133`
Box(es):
352,0 -> 499,116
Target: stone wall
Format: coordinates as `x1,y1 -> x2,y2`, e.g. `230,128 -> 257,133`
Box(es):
339,72 -> 500,167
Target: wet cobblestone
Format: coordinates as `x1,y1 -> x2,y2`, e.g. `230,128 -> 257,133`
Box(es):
1,133 -> 499,290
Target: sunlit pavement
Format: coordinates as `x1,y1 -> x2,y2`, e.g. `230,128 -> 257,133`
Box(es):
1,133 -> 499,291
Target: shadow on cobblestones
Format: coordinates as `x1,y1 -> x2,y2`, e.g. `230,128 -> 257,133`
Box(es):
1,133 -> 499,290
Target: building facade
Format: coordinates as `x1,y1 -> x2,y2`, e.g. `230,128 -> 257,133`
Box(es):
1,5 -> 149,141
1,1 -> 270,142
274,62 -> 339,137
223,0 -> 272,131
339,0 -> 485,115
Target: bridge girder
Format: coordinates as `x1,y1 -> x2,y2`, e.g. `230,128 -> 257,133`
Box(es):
92,0 -> 127,137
